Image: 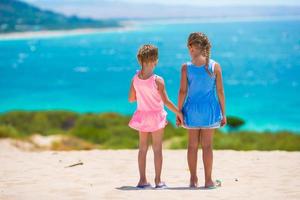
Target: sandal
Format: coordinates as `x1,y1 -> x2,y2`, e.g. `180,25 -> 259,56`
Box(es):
136,183 -> 152,189
155,182 -> 167,189
205,179 -> 222,189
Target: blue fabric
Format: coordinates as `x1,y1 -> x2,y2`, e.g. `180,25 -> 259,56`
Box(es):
182,59 -> 223,128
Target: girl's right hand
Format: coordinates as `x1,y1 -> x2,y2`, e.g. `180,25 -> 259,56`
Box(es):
176,112 -> 183,127
221,116 -> 227,127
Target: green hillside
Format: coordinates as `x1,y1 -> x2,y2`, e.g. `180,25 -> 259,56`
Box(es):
0,111 -> 299,151
0,0 -> 120,33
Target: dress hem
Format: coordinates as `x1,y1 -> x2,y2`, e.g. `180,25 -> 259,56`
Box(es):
128,122 -> 168,133
182,122 -> 221,130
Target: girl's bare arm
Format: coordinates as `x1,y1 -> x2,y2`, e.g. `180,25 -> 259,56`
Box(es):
215,63 -> 227,126
128,80 -> 136,102
178,64 -> 188,111
156,77 -> 183,123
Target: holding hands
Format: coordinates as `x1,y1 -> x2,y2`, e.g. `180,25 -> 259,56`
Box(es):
176,112 -> 183,127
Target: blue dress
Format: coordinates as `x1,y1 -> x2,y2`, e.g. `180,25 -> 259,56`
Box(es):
182,59 -> 223,129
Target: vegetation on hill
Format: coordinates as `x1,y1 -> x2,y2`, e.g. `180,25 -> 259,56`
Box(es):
0,110 -> 299,151
0,0 -> 120,33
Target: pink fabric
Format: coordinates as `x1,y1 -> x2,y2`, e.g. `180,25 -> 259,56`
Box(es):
128,71 -> 167,132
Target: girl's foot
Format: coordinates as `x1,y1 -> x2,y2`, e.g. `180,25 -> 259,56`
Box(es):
137,178 -> 151,188
154,177 -> 161,186
189,182 -> 198,188
155,182 -> 167,189
136,182 -> 152,189
205,179 -> 222,189
189,176 -> 198,188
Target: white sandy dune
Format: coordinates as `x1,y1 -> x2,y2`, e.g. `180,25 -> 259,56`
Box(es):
1,139 -> 300,200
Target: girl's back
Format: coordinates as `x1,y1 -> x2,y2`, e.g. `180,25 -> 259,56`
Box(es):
133,71 -> 164,112
186,59 -> 218,103
183,59 -> 222,128
129,71 -> 167,132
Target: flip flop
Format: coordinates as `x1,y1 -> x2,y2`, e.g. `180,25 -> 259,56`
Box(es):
189,182 -> 198,189
136,183 -> 152,189
155,182 -> 167,189
205,179 -> 222,189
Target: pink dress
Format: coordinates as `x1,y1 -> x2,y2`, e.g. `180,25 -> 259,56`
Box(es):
128,71 -> 168,132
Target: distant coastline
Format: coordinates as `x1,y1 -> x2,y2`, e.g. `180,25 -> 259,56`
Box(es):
0,0 -> 124,39
1,14 -> 299,41
2,15 -> 300,41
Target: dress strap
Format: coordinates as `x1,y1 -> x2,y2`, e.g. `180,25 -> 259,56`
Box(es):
153,74 -> 161,89
186,61 -> 192,67
133,70 -> 140,80
208,59 -> 216,75
154,74 -> 164,82
185,62 -> 191,80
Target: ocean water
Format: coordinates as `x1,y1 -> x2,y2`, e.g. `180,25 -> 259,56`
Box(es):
0,18 -> 300,132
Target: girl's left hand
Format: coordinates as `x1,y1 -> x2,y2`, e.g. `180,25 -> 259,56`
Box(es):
221,116 -> 227,127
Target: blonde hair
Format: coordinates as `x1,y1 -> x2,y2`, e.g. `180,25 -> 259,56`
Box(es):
187,32 -> 212,75
137,44 -> 158,65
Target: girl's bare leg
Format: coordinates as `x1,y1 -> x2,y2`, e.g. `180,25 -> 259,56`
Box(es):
187,129 -> 200,187
200,128 -> 215,187
138,131 -> 149,186
151,128 -> 164,186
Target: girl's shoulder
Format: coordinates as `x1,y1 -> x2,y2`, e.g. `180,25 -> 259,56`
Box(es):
131,70 -> 138,81
185,61 -> 192,68
154,74 -> 164,84
133,69 -> 140,77
181,63 -> 188,72
208,59 -> 221,74
154,74 -> 165,91
209,59 -> 222,74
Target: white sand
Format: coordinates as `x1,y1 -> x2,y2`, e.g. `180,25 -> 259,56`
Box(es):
0,26 -> 134,41
1,139 -> 300,200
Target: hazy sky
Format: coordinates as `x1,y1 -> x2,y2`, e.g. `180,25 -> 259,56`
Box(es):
21,0 -> 300,19
23,0 -> 300,6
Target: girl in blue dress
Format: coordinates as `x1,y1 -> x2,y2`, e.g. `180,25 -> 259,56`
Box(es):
177,32 -> 226,189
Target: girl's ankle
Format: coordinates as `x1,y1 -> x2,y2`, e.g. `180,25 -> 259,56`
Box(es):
138,178 -> 148,184
205,179 -> 214,185
154,177 -> 161,185
190,175 -> 198,181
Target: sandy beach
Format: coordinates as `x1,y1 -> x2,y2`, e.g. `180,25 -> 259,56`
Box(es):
0,26 -> 134,41
0,139 -> 299,200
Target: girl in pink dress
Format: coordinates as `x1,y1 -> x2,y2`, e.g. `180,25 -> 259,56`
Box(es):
128,44 -> 183,189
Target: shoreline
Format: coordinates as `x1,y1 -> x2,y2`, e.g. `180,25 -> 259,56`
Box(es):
0,26 -> 135,41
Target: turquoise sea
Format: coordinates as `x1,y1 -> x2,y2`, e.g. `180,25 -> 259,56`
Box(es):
0,18 -> 299,132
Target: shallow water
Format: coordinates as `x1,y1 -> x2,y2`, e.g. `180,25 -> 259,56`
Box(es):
0,18 -> 299,131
